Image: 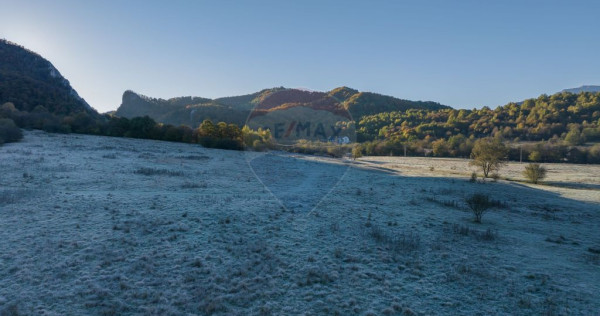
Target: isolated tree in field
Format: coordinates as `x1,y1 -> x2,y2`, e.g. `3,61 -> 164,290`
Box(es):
470,138 -> 508,178
465,193 -> 493,223
523,163 -> 547,184
352,145 -> 363,160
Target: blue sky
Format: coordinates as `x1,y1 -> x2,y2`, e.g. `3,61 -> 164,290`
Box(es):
1,0 -> 599,112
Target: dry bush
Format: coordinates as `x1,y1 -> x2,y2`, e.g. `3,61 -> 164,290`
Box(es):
134,167 -> 183,176
425,196 -> 461,209
368,224 -> 420,252
298,267 -> 336,286
181,182 -> 207,189
176,154 -> 209,160
523,163 -> 547,184
469,172 -> 477,183
491,173 -> 500,182
0,118 -> 23,145
452,224 -> 497,241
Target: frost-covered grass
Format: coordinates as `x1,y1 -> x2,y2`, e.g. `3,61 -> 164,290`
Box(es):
356,156 -> 600,203
0,130 -> 599,315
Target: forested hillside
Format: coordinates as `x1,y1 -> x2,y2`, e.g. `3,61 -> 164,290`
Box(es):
115,87 -> 449,127
0,39 -> 95,116
355,92 -> 600,163
358,92 -> 600,142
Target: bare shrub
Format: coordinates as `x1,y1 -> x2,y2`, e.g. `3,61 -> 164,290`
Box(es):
453,223 -> 471,236
134,167 -> 183,176
298,267 -> 336,286
469,172 -> 477,183
425,196 -> 461,209
181,182 -> 207,189
491,173 -> 500,182
465,193 -> 493,223
452,224 -> 497,241
489,198 -> 508,209
478,228 -> 497,241
368,224 -> 420,252
176,155 -> 209,160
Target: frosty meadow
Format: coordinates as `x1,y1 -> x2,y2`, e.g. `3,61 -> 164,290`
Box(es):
0,130 -> 598,315
2,1 -> 600,314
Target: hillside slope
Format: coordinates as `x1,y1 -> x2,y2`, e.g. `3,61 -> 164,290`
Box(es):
115,87 -> 449,127
562,85 -> 600,93
0,39 -> 96,116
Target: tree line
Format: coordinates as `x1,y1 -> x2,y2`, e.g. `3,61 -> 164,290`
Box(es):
354,92 -> 600,164
3,91 -> 600,163
0,102 -> 272,150
358,92 -> 600,142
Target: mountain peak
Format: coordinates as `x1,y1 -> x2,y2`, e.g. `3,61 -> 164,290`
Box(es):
122,90 -> 153,102
328,86 -> 359,102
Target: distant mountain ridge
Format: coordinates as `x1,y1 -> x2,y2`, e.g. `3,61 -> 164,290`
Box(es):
115,87 -> 449,127
562,85 -> 600,94
0,39 -> 96,116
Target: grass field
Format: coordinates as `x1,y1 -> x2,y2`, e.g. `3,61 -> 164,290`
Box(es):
0,131 -> 599,315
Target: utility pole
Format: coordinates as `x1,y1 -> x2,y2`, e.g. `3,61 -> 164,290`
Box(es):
520,145 -> 522,163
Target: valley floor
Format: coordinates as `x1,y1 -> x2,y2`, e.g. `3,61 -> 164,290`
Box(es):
0,131 -> 599,315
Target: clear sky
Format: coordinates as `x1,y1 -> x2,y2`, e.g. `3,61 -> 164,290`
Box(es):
1,0 -> 599,112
